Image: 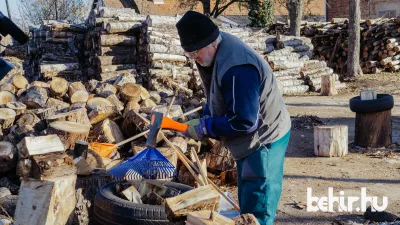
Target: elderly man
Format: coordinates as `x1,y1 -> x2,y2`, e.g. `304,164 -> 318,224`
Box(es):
176,11 -> 291,225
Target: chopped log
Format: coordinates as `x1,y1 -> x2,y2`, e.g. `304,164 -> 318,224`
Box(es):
13,175 -> 77,225
233,214 -> 260,225
0,142 -> 17,173
0,108 -> 16,129
17,112 -> 45,132
12,75 -> 29,90
98,64 -> 136,73
100,35 -> 136,46
106,22 -> 142,33
46,98 -> 71,111
49,77 -> 68,97
68,82 -> 89,103
98,46 -> 136,56
96,55 -> 137,66
187,210 -> 234,225
106,94 -> 124,112
320,74 -> 337,96
46,108 -> 90,125
151,53 -> 187,62
355,110 -> 392,148
30,152 -> 76,180
20,86 -> 48,108
0,91 -> 16,105
88,106 -> 119,125
86,97 -> 113,110
113,73 -> 137,87
0,83 -> 16,94
100,69 -> 137,83
140,99 -> 156,108
6,102 -> 26,116
123,100 -> 140,117
95,83 -> 117,97
17,135 -> 64,159
89,118 -> 124,144
165,184 -> 220,221
120,83 -> 141,103
156,147 -> 178,168
270,61 -> 305,71
40,63 -> 79,73
314,125 -> 348,157
371,67 -> 382,74
47,121 -> 91,150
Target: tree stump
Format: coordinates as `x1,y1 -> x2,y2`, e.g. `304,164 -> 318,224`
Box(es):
355,110 -> 392,148
314,125 -> 348,157
0,142 -> 17,173
320,74 -> 337,96
47,121 -> 91,150
0,108 -> 16,129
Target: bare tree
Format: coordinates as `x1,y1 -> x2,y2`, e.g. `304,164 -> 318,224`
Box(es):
275,0 -> 319,22
5,0 -> 11,20
286,0 -> 302,36
347,0 -> 363,77
178,0 -> 248,18
17,0 -> 91,25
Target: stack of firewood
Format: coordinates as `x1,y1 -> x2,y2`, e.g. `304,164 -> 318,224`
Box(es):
25,21 -> 87,82
84,7 -> 140,83
265,35 -> 344,94
361,17 -> 400,74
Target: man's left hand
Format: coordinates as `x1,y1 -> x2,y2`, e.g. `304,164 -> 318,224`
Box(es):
182,116 -> 210,141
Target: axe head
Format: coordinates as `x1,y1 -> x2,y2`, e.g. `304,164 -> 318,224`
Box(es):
145,111 -> 164,148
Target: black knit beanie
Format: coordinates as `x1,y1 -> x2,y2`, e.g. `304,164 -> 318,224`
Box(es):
176,11 -> 220,52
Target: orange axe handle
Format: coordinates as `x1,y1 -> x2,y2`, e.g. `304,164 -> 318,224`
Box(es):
160,116 -> 189,132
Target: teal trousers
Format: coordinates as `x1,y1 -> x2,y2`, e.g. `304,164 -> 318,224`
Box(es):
236,131 -> 290,225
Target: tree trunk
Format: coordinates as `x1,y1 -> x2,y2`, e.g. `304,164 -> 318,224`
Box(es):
355,110 -> 392,148
347,0 -> 363,77
47,121 -> 91,150
202,0 -> 211,15
287,0 -> 302,36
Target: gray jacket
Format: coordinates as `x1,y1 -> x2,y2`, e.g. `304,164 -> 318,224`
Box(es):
197,32 -> 291,160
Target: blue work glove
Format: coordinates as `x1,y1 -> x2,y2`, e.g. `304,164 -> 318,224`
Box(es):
182,116 -> 210,141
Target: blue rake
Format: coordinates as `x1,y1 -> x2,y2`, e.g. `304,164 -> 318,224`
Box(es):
108,147 -> 177,181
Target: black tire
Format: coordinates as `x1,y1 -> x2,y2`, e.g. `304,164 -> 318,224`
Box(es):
93,180 -> 193,225
349,94 -> 394,113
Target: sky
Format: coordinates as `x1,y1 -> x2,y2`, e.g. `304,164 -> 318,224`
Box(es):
0,0 -> 20,19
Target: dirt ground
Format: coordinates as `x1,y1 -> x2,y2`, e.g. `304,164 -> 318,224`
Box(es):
226,72 -> 400,225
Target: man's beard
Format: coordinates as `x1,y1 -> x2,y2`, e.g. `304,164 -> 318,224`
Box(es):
197,50 -> 215,67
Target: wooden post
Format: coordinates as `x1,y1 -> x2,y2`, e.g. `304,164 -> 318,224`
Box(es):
320,74 -> 337,96
314,125 -> 348,157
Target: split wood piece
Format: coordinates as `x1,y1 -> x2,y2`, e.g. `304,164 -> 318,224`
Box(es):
0,91 -> 16,105
95,83 -> 117,98
48,121 -> 91,150
40,63 -> 79,73
89,118 -> 125,144
46,98 -> 70,111
73,156 -> 94,176
100,35 -> 136,46
30,152 -> 76,180
121,185 -> 142,203
0,83 -> 16,94
165,184 -> 220,221
49,77 -> 68,97
120,83 -> 141,103
17,112 -> 46,132
106,22 -> 142,33
233,214 -> 260,225
0,142 -> 17,173
190,150 -> 208,187
74,170 -> 112,225
16,158 -> 32,177
6,101 -> 26,116
46,108 -> 90,125
98,64 -> 136,73
13,174 -> 77,225
151,53 -> 187,62
106,94 -> 124,112
68,82 -> 89,103
17,135 -> 65,159
123,100 -> 140,117
70,102 -> 86,111
98,46 -> 136,56
360,90 -> 377,100
320,74 -> 337,96
96,55 -> 137,66
100,69 -> 137,83
12,75 -> 29,89
156,147 -> 178,168
0,108 -> 16,129
149,91 -> 161,104
141,99 -> 156,108
121,110 -> 145,137
186,210 -> 234,225
86,97 -> 113,111
204,152 -> 236,172
355,110 -> 392,148
113,73 -> 137,88
86,80 -> 99,93
88,106 -> 119,125
314,125 -> 348,157
20,86 -> 48,109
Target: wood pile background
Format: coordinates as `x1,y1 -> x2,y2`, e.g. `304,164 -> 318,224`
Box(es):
24,20 -> 87,82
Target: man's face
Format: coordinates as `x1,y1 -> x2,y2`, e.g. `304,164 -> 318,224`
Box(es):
185,41 -> 217,67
